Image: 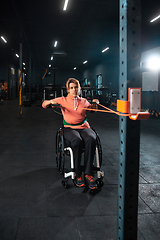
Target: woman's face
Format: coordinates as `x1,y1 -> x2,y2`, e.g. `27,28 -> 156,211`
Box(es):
68,82 -> 79,97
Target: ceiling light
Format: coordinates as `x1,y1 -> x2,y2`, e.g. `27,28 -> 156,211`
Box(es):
15,54 -> 19,58
1,36 -> 7,43
51,56 -> 53,60
52,51 -> 67,57
23,62 -> 25,65
83,61 -> 88,64
54,41 -> 58,47
49,64 -> 51,67
74,67 -> 76,70
102,47 -> 109,53
63,0 -> 69,11
150,15 -> 160,23
23,67 -> 26,70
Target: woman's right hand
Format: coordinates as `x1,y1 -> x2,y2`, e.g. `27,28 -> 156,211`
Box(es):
50,100 -> 58,106
50,100 -> 61,108
42,100 -> 57,108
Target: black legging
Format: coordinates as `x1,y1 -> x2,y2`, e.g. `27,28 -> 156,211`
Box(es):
63,128 -> 96,177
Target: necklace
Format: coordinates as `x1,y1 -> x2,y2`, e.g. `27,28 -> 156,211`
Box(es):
74,97 -> 78,110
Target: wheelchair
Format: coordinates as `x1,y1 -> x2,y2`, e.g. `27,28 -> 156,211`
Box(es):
56,126 -> 104,188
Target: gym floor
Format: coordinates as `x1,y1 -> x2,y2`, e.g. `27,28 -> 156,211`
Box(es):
0,98 -> 160,240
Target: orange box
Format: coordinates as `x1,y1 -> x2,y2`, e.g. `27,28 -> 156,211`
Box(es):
117,99 -> 130,113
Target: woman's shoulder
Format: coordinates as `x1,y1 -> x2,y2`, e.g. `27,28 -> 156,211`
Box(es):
79,96 -> 90,105
78,96 -> 87,101
53,96 -> 66,104
54,96 -> 66,101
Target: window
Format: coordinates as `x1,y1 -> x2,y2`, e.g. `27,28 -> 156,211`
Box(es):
84,78 -> 88,86
96,74 -> 102,95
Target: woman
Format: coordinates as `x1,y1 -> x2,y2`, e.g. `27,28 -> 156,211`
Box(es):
42,78 -> 99,189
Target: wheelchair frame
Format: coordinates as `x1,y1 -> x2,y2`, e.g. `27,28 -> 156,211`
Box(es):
56,126 -> 104,188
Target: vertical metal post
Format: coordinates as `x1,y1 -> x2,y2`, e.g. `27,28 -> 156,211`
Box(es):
19,43 -> 22,114
53,69 -> 56,89
8,65 -> 11,99
19,43 -> 22,72
29,53 -> 32,103
43,89 -> 45,101
117,1 -> 141,239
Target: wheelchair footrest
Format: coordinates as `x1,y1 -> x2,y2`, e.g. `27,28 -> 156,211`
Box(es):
97,170 -> 104,179
64,170 -> 75,179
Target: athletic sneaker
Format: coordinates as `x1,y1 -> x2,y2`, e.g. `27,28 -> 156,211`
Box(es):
74,176 -> 85,187
85,175 -> 97,189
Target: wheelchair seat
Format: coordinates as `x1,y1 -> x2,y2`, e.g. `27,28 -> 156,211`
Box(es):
56,126 -> 104,188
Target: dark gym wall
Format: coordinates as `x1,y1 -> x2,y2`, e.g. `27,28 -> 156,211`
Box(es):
0,64 -> 18,99
33,61 -> 119,96
31,68 -> 82,88
83,61 -> 119,95
27,61 -> 119,98
0,64 -> 8,83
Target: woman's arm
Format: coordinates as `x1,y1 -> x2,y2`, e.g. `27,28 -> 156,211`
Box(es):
42,99 -> 58,108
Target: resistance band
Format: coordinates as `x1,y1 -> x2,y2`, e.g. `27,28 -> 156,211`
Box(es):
97,103 -> 131,117
19,71 -> 22,115
52,103 -> 131,117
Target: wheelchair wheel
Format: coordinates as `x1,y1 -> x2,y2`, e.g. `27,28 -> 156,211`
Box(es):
62,178 -> 69,188
95,133 -> 102,168
56,128 -> 65,174
92,129 -> 102,171
96,179 -> 104,187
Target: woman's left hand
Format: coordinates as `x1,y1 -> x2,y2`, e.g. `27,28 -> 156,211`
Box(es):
92,99 -> 99,104
91,99 -> 99,109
